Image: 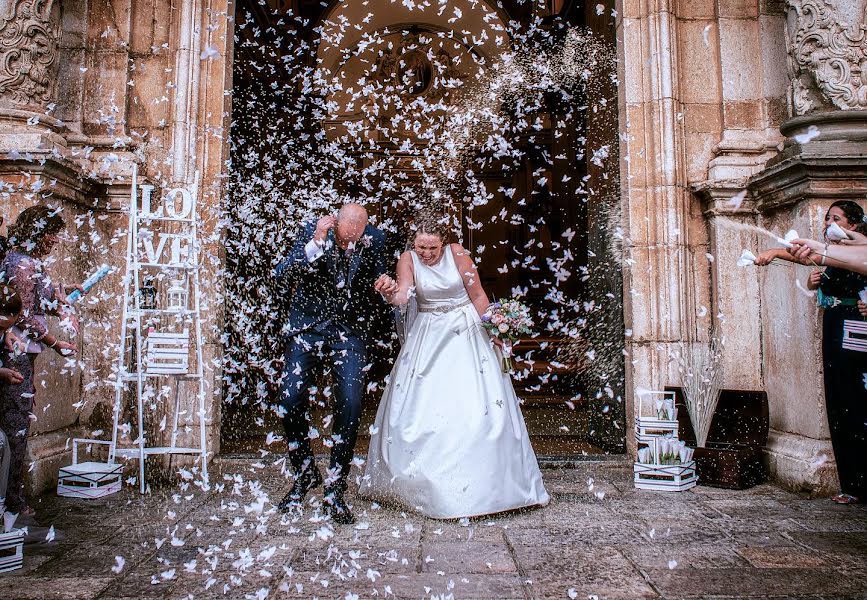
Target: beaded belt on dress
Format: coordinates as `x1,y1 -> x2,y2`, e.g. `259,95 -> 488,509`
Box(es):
417,299 -> 472,313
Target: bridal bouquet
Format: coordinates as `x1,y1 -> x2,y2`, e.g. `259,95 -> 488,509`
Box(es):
481,298 -> 534,372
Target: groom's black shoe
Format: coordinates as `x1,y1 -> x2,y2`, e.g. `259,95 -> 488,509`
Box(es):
278,467 -> 323,511
323,489 -> 355,525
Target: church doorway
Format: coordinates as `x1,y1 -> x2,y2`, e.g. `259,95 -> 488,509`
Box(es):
220,0 -> 626,457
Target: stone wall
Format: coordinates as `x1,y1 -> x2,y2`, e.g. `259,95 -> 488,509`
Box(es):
618,0 -> 787,451
0,0 -> 232,497
619,0 -> 865,493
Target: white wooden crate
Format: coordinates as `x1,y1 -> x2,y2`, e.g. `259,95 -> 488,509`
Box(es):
58,461 -> 123,499
145,330 -> 190,374
635,416 -> 680,444
634,461 -> 697,492
635,390 -> 679,445
0,528 -> 24,573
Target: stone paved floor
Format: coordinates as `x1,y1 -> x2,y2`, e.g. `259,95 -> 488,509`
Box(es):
1,458 -> 866,599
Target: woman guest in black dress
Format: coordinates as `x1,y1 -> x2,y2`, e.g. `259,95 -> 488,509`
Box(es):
756,200 -> 867,505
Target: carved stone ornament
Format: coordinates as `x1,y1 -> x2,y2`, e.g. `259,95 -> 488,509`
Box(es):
786,0 -> 867,114
0,0 -> 59,106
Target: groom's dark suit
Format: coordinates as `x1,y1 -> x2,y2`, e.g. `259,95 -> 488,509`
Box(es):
275,220 -> 387,491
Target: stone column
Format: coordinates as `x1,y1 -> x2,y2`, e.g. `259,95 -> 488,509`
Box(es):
0,0 -> 233,496
745,0 -> 867,494
0,1 -> 100,494
175,0 -> 232,462
0,0 -> 76,179
688,0 -> 787,391
618,0 -> 708,454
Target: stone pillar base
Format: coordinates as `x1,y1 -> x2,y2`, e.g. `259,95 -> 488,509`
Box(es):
764,429 -> 839,496
23,426 -> 85,499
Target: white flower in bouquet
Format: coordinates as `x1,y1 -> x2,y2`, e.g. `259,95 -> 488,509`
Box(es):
679,446 -> 693,463
637,447 -> 653,464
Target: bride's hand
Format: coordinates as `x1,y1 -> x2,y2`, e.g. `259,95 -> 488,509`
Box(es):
374,274 -> 398,296
489,335 -> 504,349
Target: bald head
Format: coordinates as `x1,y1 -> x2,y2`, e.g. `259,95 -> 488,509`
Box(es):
336,203 -> 369,249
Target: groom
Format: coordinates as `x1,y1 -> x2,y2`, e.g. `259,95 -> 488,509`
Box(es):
275,203 -> 396,524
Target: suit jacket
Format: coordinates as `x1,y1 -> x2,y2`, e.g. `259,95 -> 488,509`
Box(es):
275,221 -> 387,340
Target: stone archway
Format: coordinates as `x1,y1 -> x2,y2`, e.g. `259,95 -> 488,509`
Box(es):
220,0 -> 627,457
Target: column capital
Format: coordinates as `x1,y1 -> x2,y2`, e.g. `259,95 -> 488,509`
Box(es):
786,0 -> 867,115
0,0 -> 60,109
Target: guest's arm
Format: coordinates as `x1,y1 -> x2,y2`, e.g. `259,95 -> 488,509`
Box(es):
7,259 -> 77,355
8,258 -> 48,341
754,248 -> 794,266
788,239 -> 867,275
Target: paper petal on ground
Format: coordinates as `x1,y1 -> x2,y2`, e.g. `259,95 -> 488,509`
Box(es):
111,556 -> 125,574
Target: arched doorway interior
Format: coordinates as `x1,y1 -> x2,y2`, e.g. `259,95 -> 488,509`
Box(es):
221,0 -> 625,457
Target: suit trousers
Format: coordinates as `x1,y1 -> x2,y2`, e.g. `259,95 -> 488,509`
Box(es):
279,322 -> 366,491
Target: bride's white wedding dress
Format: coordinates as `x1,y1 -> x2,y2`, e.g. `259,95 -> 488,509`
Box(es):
359,246 -> 550,518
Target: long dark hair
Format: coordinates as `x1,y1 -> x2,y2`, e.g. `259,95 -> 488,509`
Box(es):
0,284 -> 21,317
827,200 -> 865,227
7,205 -> 65,252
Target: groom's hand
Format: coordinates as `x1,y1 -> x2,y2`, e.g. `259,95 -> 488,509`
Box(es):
374,274 -> 398,296
313,215 -> 337,244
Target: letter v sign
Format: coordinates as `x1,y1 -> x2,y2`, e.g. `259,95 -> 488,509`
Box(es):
142,230 -> 169,263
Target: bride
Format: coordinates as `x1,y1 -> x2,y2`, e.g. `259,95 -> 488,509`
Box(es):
363,214 -> 549,518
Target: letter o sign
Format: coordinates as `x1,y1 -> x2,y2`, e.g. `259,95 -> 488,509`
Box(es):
164,187 -> 193,219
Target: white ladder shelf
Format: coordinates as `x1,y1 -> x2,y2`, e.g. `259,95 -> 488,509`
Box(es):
65,165 -> 209,495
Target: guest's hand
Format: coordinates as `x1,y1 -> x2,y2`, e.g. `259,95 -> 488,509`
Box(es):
5,329 -> 24,353
753,250 -> 777,266
858,300 -> 867,318
787,239 -> 822,264
51,340 -> 77,356
0,367 -> 23,385
808,271 -> 823,287
839,230 -> 867,246
374,274 -> 398,296
313,215 -> 337,244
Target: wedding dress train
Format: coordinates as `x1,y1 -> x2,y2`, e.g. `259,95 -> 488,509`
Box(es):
359,246 -> 549,518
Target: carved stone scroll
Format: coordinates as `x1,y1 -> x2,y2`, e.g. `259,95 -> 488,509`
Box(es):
0,0 -> 59,107
786,0 -> 867,114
